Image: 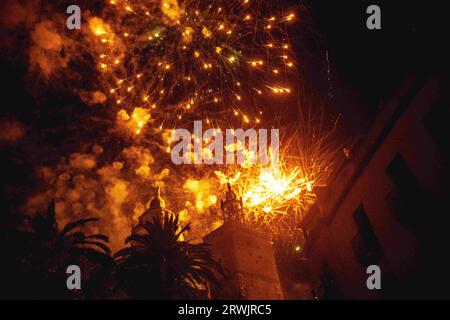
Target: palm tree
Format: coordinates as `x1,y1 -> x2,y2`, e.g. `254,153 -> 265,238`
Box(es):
0,210 -> 36,298
114,213 -> 221,299
23,200 -> 112,298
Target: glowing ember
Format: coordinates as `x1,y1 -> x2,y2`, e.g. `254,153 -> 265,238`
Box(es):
117,107 -> 151,135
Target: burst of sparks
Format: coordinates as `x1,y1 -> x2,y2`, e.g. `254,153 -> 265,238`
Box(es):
242,165 -> 313,215
215,157 -> 316,234
89,0 -> 296,135
212,115 -> 339,236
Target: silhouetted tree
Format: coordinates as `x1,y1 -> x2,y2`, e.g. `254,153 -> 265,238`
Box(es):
114,213 -> 221,299
0,209 -> 35,299
22,200 -> 112,299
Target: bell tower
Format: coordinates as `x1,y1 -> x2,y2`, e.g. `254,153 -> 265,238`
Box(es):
220,183 -> 244,223
204,184 -> 284,299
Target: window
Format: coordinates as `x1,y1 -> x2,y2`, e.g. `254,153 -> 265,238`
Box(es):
387,154 -> 421,197
386,153 -> 422,227
423,99 -> 450,158
351,205 -> 383,266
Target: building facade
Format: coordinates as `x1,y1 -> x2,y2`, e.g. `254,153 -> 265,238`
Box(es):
204,221 -> 284,299
204,184 -> 284,299
301,75 -> 450,299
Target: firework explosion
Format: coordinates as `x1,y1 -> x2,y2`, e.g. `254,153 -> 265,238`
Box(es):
213,112 -> 338,236
93,0 -> 296,132
0,0 -> 338,250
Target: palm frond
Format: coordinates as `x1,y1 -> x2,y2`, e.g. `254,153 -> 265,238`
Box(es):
124,234 -> 152,246
81,240 -> 111,255
60,218 -> 99,238
85,234 -> 109,242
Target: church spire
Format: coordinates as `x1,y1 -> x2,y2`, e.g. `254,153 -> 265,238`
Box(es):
149,186 -> 165,210
135,186 -> 168,227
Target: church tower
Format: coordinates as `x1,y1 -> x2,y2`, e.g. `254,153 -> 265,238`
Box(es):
132,186 -> 172,235
204,184 -> 284,299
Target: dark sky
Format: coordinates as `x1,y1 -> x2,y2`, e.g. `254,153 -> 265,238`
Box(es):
292,0 -> 449,134
1,0 -> 448,212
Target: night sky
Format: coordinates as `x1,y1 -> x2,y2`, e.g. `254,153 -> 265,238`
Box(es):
0,0 -> 448,228
298,0 -> 448,133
